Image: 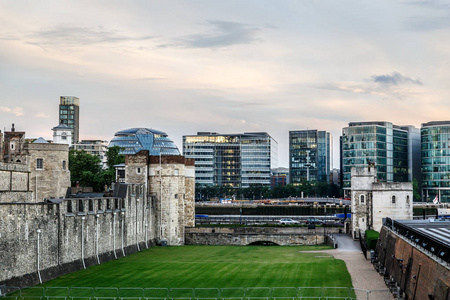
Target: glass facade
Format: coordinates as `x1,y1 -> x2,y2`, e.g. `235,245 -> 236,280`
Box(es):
59,96 -> 79,144
289,130 -> 331,184
421,121 -> 450,203
183,132 -> 277,188
341,122 -> 414,191
109,128 -> 180,156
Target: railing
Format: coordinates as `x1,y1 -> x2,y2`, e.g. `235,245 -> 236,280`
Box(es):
0,286 -> 391,300
384,218 -> 450,264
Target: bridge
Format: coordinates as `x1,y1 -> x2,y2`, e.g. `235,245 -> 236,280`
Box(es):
185,226 -> 341,246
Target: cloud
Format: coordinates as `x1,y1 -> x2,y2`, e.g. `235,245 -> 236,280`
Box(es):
313,72 -> 423,100
371,72 -> 423,86
23,25 -> 154,47
35,113 -> 49,118
0,106 -> 24,116
159,20 -> 261,49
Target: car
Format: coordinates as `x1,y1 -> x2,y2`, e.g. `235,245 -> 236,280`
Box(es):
306,218 -> 325,225
278,218 -> 300,225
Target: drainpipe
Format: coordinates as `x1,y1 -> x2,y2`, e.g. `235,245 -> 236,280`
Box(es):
36,229 -> 42,284
113,212 -> 117,259
159,152 -> 163,241
136,198 -> 141,251
35,175 -> 38,203
121,211 -> 125,256
81,217 -> 86,269
145,223 -> 148,248
96,214 -> 100,264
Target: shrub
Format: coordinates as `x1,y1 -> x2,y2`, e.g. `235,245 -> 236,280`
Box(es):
365,229 -> 380,250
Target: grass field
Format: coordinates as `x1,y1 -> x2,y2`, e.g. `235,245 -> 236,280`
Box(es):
41,245 -> 352,289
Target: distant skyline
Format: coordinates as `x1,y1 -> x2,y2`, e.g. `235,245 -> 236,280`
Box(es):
1,1 -> 450,168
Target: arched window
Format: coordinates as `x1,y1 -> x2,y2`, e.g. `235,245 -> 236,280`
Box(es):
392,195 -> 396,204
360,194 -> 365,204
61,132 -> 67,140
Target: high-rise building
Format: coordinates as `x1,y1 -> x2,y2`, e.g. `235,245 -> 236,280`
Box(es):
421,121 -> 450,203
341,121 -> 420,195
183,132 -> 278,188
289,130 -> 332,184
59,96 -> 80,144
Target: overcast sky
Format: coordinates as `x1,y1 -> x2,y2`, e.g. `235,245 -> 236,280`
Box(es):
1,1 -> 450,168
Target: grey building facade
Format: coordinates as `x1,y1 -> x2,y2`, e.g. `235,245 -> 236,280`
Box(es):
183,132 -> 278,188
58,96 -> 80,144
341,121 -> 420,196
421,121 -> 450,202
289,130 -> 332,184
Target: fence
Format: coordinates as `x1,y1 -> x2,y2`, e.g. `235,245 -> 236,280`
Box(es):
384,217 -> 450,264
0,286 -> 392,300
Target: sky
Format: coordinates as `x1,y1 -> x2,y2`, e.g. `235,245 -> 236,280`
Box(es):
1,0 -> 450,168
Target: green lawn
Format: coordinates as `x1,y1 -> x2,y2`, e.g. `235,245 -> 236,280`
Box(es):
41,245 -> 352,289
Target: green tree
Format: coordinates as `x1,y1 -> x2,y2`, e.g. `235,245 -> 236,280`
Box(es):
69,149 -> 103,191
103,146 -> 125,186
413,178 -> 421,202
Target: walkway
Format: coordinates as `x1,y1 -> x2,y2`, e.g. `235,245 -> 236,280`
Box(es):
302,234 -> 393,299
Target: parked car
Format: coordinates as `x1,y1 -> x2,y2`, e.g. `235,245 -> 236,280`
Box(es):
306,218 -> 325,225
278,218 -> 300,225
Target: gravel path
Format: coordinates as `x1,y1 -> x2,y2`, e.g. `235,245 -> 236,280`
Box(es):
302,234 -> 394,299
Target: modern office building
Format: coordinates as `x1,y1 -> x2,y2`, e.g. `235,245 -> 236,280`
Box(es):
59,96 -> 80,144
341,121 -> 420,195
183,132 -> 277,188
289,130 -> 332,184
421,121 -> 450,203
73,140 -> 109,168
271,167 -> 289,187
109,128 -> 180,156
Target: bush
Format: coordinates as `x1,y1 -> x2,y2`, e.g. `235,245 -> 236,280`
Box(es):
365,229 -> 380,250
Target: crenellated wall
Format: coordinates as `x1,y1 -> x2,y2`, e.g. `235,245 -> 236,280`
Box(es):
0,187 -> 156,288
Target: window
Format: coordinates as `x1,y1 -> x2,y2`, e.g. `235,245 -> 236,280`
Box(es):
360,195 -> 365,204
137,167 -> 141,174
61,132 -> 67,140
11,143 -> 14,150
36,158 -> 43,170
89,199 -> 93,212
406,195 -> 410,204
174,169 -> 179,176
98,199 -> 102,211
67,200 -> 72,213
392,195 -> 396,204
62,161 -> 66,170
78,200 -> 84,213
106,199 -> 111,210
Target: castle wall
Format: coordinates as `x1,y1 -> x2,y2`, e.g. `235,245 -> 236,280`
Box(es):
26,143 -> 70,201
0,190 -> 157,288
376,226 -> 450,300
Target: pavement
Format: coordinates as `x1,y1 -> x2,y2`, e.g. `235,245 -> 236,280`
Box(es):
302,234 -> 394,299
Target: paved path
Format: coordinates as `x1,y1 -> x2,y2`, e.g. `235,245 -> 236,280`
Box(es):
302,234 -> 393,299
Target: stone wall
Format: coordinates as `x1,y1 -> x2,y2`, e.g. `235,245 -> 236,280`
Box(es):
26,143 -> 70,201
0,188 -> 156,287
185,227 -> 340,246
376,226 -> 450,299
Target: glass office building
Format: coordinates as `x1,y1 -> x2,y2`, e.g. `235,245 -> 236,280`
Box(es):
183,132 -> 277,188
109,128 -> 180,155
421,121 -> 450,203
289,130 -> 332,184
341,122 -> 420,194
59,96 -> 80,144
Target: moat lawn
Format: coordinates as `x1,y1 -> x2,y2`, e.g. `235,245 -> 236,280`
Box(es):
41,245 -> 352,289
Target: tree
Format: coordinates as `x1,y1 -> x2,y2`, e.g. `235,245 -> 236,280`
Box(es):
103,146 -> 125,185
69,149 -> 103,191
413,178 -> 421,202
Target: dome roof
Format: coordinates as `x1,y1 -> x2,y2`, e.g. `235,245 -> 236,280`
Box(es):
109,127 -> 180,156
33,137 -> 49,144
